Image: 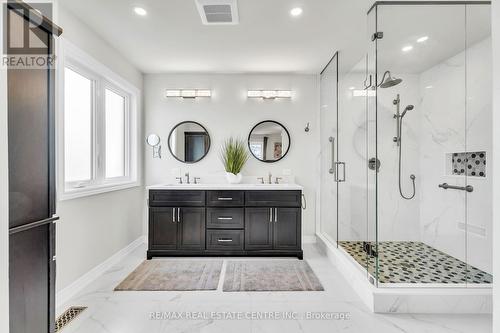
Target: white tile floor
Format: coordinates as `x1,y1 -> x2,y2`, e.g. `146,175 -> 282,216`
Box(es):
57,243 -> 492,333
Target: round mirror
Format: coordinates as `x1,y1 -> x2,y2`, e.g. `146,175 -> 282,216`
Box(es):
146,134 -> 160,146
168,121 -> 211,163
248,120 -> 290,163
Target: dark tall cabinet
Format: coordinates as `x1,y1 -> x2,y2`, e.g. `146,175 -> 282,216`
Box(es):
7,3 -> 62,333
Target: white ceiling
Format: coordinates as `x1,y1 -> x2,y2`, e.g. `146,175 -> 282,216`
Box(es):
58,0 -> 491,75
58,0 -> 371,74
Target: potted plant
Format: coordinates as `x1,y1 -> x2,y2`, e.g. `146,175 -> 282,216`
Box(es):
220,137 -> 249,184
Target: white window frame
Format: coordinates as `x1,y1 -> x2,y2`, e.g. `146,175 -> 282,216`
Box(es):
57,39 -> 140,200
102,82 -> 131,183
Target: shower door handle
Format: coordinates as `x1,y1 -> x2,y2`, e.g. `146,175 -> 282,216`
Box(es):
329,137 -> 335,175
337,162 -> 346,182
334,162 -> 346,182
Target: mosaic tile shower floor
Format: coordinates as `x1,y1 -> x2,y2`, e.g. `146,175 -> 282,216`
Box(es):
338,241 -> 492,284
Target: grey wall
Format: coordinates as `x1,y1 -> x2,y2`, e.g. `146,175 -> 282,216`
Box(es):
55,6 -> 144,294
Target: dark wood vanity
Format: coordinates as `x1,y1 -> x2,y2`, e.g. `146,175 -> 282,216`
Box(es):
147,189 -> 303,259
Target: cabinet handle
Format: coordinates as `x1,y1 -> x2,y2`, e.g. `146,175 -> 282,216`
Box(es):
217,217 -> 233,220
217,238 -> 233,242
218,197 -> 233,201
274,208 -> 278,222
269,208 -> 273,222
172,208 -> 176,222
177,208 -> 181,223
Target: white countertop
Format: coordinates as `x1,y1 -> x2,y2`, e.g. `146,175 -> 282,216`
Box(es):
147,183 -> 303,190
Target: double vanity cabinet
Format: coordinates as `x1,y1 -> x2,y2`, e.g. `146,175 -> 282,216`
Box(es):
147,185 -> 303,259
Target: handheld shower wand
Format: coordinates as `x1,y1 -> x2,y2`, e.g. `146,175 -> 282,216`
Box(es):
393,94 -> 416,200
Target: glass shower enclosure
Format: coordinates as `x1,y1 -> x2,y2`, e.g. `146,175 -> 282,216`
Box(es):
320,1 -> 492,287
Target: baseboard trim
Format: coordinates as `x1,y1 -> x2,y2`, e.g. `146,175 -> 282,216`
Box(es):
302,235 -> 317,244
56,235 -> 146,309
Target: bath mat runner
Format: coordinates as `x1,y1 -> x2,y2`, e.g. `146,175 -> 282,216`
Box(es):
223,260 -> 324,291
115,260 -> 223,291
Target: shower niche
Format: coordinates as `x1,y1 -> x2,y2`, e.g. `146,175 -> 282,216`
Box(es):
446,151 -> 486,177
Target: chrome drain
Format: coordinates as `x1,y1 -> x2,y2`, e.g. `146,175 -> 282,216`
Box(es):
55,306 -> 87,332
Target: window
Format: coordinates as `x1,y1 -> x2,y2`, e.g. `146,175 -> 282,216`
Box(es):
64,67 -> 93,183
58,41 -> 139,200
105,88 -> 127,179
249,142 -> 264,160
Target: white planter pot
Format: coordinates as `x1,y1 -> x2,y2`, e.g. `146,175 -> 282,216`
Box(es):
225,172 -> 243,184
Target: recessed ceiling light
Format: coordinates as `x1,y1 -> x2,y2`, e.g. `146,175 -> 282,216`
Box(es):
417,36 -> 429,43
133,7 -> 147,16
402,45 -> 413,52
290,7 -> 303,17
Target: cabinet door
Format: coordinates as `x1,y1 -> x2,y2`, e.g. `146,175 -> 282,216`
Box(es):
273,208 -> 301,250
178,207 -> 205,250
245,208 -> 273,250
149,208 -> 178,250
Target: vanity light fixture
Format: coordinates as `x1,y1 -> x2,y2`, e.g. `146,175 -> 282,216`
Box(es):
247,90 -> 292,99
165,89 -> 212,99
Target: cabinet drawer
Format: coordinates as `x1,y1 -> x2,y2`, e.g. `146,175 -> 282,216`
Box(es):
206,230 -> 244,250
245,190 -> 301,207
206,208 -> 244,229
149,190 -> 205,207
207,191 -> 244,206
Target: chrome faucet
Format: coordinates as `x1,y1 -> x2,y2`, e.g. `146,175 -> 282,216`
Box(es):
176,177 -> 183,184
268,172 -> 272,184
257,177 -> 264,184
194,177 -> 200,184
185,172 -> 190,184
274,177 -> 282,184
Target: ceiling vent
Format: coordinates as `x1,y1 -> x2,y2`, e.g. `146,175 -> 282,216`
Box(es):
195,0 -> 239,25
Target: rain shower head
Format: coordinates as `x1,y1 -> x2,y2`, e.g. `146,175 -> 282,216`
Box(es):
378,71 -> 402,88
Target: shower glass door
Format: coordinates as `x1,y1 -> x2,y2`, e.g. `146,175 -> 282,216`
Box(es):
319,53 -> 338,245
366,7 -> 378,284
373,3 -> 491,286
335,12 -> 378,282
464,4 -> 492,285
